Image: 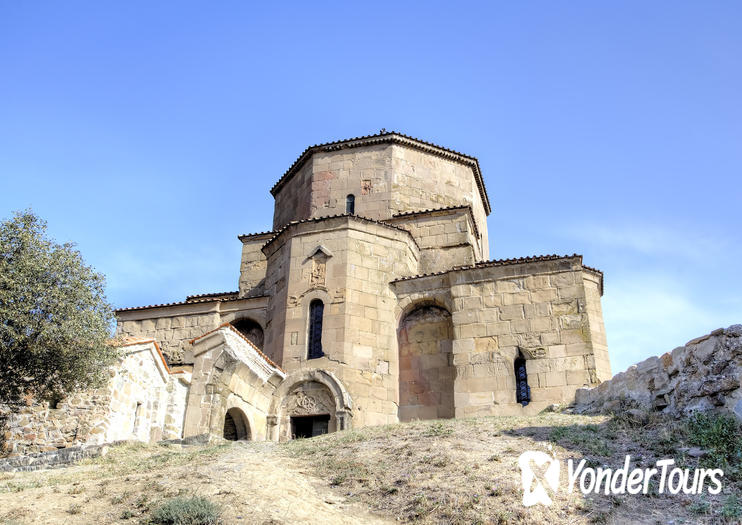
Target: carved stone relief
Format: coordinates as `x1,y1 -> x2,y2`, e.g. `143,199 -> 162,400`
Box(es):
284,384 -> 335,416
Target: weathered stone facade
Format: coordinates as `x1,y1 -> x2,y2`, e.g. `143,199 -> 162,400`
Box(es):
105,131 -> 612,442
1,339 -> 185,457
575,325 -> 742,421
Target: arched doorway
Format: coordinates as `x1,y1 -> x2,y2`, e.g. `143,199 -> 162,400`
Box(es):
282,381 -> 335,439
231,319 -> 264,350
269,370 -> 353,441
397,304 -> 454,422
223,407 -> 251,441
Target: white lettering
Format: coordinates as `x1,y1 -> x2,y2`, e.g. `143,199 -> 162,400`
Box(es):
580,468 -> 596,493
567,459 -> 585,493
667,468 -> 683,495
610,455 -> 631,494
656,459 -> 675,494
643,468 -> 657,494
626,468 -> 643,494
707,469 -> 724,495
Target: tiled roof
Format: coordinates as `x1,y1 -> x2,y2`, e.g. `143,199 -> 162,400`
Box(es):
261,213 -> 420,252
115,337 -> 171,373
185,291 -> 239,302
237,231 -> 276,242
390,205 -> 481,241
391,254 -> 603,292
115,294 -> 260,313
189,322 -> 284,372
269,131 -> 492,215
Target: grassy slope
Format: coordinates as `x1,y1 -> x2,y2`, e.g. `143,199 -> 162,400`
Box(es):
0,412 -> 740,524
281,411 -> 742,524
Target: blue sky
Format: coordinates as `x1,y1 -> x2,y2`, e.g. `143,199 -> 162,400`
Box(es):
1,2 -> 740,374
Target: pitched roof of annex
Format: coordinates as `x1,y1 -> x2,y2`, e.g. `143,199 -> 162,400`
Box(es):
270,131 -> 492,215
189,322 -> 283,372
115,337 -> 171,373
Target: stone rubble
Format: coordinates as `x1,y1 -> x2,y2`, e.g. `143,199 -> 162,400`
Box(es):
575,325 -> 742,420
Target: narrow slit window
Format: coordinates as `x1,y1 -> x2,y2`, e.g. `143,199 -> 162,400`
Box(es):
346,194 -> 355,214
514,353 -> 530,406
308,299 -> 324,359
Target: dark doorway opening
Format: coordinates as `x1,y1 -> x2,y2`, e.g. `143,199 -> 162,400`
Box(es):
290,414 -> 330,439
224,412 -> 238,440
223,407 -> 250,440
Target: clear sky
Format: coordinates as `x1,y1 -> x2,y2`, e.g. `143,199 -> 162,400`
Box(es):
1,2 -> 740,374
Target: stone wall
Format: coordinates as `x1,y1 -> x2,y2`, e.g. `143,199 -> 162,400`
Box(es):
575,325 -> 742,420
116,297 -> 269,364
1,341 -> 188,457
391,145 -> 489,260
393,255 -> 610,417
0,443 -> 111,472
262,215 -> 419,429
1,389 -> 112,456
238,232 -> 272,297
387,207 -> 482,273
116,306 -> 220,364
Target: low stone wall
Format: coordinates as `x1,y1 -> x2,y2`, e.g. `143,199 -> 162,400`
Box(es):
0,389 -> 112,456
575,325 -> 742,420
0,443 -> 110,472
1,341 -> 189,458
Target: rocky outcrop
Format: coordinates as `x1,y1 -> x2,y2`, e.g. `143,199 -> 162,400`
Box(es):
575,325 -> 742,420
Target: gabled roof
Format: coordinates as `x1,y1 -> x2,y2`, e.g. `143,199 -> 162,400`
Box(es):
270,131 -> 492,215
189,322 -> 284,372
116,337 -> 171,377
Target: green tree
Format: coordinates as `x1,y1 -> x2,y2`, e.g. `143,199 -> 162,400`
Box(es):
0,210 -> 117,406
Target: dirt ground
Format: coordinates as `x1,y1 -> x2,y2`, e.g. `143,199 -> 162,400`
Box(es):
0,442 -> 390,525
0,413 -> 739,524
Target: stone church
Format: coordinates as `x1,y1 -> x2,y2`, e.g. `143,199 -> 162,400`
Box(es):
109,131 -> 611,444
4,131 -> 611,457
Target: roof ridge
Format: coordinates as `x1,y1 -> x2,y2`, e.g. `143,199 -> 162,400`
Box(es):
185,291 -> 239,301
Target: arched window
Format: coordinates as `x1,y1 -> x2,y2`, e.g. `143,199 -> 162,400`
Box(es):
346,194 -> 355,215
308,299 -> 324,359
514,352 -> 530,406
231,318 -> 264,349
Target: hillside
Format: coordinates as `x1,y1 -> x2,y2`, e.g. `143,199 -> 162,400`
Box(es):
0,412 -> 740,524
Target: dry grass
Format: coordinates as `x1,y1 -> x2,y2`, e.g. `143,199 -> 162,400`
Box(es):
0,412 -> 739,524
281,412 -> 742,524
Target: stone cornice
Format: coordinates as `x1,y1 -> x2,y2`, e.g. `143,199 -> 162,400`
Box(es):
391,254 -> 604,295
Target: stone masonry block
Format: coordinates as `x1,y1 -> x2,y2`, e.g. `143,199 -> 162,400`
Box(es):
499,305 -> 524,321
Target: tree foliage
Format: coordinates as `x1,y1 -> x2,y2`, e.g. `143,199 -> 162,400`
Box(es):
0,210 -> 117,406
